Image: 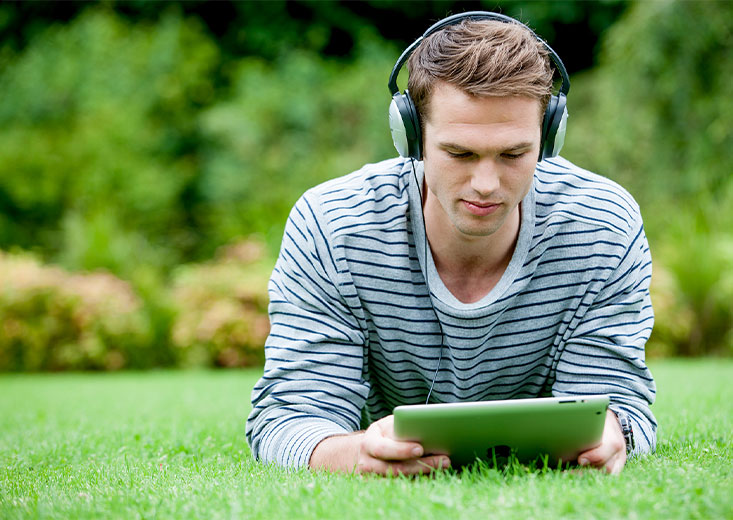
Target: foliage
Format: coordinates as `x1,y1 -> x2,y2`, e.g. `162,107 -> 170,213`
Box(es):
563,0 -> 733,356
566,0 -> 733,204
0,7 -> 397,266
648,187 -> 733,357
0,8 -> 219,276
196,38 -> 396,251
169,240 -> 271,368
0,2 -> 730,364
0,252 -> 152,371
0,1 -> 628,72
1,360 -> 732,518
0,243 -> 272,372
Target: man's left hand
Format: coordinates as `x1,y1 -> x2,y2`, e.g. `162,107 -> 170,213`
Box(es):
576,409 -> 627,475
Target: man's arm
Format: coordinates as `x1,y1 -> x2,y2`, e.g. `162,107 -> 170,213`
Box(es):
245,193 -> 369,468
555,219 -> 657,472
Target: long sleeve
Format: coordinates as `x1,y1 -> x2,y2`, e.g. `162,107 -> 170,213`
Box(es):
553,217 -> 657,456
245,193 -> 368,469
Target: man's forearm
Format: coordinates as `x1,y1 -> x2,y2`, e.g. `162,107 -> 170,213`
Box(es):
309,432 -> 364,472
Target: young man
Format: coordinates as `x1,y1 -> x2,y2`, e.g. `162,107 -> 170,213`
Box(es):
246,13 -> 656,476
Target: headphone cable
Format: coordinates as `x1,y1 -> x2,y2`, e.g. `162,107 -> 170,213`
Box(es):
409,158 -> 445,405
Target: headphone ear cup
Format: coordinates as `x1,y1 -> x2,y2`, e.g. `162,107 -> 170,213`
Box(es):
540,94 -> 568,161
389,91 -> 422,160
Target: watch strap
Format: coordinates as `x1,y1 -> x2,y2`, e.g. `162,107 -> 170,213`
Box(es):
615,409 -> 636,454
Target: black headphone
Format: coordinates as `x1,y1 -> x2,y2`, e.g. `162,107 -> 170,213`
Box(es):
388,11 -> 570,162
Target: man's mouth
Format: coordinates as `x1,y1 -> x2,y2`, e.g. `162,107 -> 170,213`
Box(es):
462,200 -> 501,216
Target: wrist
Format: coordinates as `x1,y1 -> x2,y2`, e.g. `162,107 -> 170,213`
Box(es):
309,432 -> 364,472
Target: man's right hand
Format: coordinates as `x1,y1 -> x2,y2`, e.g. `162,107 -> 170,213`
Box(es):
309,415 -> 451,476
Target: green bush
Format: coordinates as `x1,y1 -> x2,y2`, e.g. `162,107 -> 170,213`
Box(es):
0,244 -> 272,372
0,252 -> 153,370
565,1 -> 733,203
0,7 -> 399,268
648,186 -> 733,357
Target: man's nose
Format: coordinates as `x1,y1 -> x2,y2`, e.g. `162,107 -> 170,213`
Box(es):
470,159 -> 500,195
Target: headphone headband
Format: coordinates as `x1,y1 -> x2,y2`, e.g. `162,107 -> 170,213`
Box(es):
388,11 -> 570,98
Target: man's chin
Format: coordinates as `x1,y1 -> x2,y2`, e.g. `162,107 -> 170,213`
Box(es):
454,222 -> 502,238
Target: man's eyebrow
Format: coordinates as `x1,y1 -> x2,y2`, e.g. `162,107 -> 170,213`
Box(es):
438,141 -> 535,152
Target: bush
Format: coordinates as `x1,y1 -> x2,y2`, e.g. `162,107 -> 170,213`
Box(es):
0,252 -> 153,370
0,243 -> 273,372
648,186 -> 733,357
169,239 -> 270,368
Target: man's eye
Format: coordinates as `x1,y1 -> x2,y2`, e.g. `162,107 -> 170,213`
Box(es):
447,151 -> 472,159
502,152 -> 526,160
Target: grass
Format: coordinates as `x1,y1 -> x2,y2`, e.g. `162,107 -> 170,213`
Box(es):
1,359 -> 731,519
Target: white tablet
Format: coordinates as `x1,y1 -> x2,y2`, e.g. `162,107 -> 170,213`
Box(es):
393,395 -> 609,467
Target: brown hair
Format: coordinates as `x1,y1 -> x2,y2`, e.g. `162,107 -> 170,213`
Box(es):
407,19 -> 554,127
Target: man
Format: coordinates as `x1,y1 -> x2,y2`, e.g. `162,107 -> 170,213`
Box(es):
246,12 -> 656,476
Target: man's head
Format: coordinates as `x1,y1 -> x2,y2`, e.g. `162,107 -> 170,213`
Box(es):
406,19 -> 554,138
390,15 -> 565,245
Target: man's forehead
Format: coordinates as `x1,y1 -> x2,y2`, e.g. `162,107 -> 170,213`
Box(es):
425,82 -> 544,125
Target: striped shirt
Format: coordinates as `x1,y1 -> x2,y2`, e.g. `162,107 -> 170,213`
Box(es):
246,156 -> 657,469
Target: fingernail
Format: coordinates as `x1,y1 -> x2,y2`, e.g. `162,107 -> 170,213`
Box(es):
412,446 -> 423,457
578,457 -> 589,466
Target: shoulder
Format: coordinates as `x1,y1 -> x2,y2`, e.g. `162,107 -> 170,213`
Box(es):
534,156 -> 643,240
298,157 -> 413,239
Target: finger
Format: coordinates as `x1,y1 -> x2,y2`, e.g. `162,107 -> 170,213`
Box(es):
578,443 -> 614,467
364,416 -> 424,461
578,409 -> 626,468
607,451 -> 627,475
364,433 -> 424,461
360,455 -> 451,476
579,444 -> 626,474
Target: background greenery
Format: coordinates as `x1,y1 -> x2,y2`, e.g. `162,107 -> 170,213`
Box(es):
0,0 -> 730,370
1,360 -> 731,518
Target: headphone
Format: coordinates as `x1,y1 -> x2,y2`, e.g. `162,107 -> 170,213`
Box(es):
388,11 -> 570,162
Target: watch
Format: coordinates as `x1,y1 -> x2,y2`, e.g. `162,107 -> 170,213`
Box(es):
615,409 -> 635,454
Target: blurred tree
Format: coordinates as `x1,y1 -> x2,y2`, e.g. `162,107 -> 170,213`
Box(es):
563,0 -> 733,355
0,0 -> 628,72
0,9 -> 220,276
195,38 -> 397,251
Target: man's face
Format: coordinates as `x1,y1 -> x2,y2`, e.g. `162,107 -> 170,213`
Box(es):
422,82 -> 542,240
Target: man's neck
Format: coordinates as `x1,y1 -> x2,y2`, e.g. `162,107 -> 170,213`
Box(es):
424,203 -> 521,305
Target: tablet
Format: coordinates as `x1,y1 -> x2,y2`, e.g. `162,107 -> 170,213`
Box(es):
393,395 -> 609,467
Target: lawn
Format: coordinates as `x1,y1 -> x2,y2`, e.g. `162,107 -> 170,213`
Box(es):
1,359 -> 731,519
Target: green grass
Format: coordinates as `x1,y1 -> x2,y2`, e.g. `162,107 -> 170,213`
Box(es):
1,360 -> 732,519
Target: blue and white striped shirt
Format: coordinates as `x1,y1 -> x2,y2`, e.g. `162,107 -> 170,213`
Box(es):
246,156 -> 657,468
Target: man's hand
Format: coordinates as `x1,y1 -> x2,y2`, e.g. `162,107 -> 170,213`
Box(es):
576,409 -> 627,474
309,415 -> 450,476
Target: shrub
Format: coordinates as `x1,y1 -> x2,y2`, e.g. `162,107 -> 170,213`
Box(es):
169,239 -> 271,368
0,252 -> 153,370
